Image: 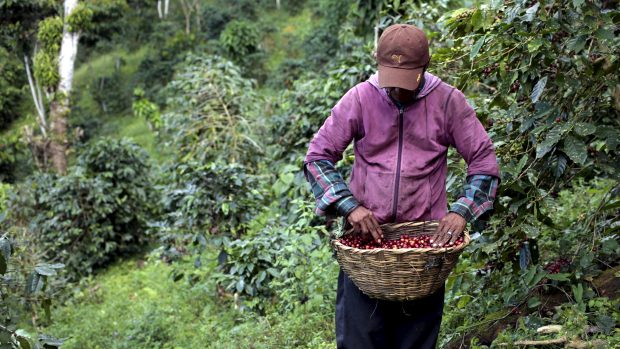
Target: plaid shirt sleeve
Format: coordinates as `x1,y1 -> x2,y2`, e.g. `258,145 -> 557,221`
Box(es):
303,160 -> 360,217
449,174 -> 500,222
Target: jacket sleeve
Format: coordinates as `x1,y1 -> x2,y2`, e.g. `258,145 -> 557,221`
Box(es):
445,89 -> 501,179
304,160 -> 360,217
449,174 -> 499,222
304,86 -> 363,164
303,85 -> 363,217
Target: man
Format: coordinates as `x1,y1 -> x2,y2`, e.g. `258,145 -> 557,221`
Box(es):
303,24 -> 500,348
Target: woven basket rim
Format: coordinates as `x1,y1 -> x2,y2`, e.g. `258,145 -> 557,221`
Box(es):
332,220 -> 470,255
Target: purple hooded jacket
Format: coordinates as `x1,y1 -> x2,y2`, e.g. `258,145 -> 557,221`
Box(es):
304,72 -> 500,224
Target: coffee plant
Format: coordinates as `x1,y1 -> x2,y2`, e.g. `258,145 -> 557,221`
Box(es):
7,138 -> 157,278
0,232 -> 65,349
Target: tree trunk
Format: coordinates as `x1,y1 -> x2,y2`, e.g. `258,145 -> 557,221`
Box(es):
49,99 -> 69,174
50,0 -> 80,174
179,0 -> 191,34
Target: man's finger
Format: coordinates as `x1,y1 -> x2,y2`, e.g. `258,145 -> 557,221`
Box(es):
359,219 -> 371,239
431,220 -> 445,244
442,223 -> 457,246
433,220 -> 450,247
352,221 -> 362,235
449,225 -> 463,245
369,215 -> 383,242
363,217 -> 381,243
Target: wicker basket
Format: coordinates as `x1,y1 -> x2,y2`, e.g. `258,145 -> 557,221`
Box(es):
331,221 -> 470,301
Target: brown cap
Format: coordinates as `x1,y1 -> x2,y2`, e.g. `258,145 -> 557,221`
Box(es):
377,24 -> 430,91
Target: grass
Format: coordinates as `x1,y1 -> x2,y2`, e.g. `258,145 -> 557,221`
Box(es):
260,7 -> 313,74
45,248 -> 336,349
70,46 -> 171,164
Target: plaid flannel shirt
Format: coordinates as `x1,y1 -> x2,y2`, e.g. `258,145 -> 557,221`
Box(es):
304,159 -> 499,222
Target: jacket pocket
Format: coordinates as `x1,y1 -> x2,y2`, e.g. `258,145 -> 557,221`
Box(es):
364,170 -> 395,224
397,174 -> 431,222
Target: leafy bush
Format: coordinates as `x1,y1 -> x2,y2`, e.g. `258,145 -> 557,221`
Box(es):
218,19 -> 266,80
161,54 -> 263,165
132,87 -> 161,131
219,20 -> 261,59
158,161 -> 265,260
215,200 -> 337,312
133,29 -> 196,100
0,225 -> 65,348
0,132 -> 32,183
0,47 -> 25,130
8,138 -> 157,278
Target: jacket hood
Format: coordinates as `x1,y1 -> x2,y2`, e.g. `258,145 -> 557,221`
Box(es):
367,71 -> 442,100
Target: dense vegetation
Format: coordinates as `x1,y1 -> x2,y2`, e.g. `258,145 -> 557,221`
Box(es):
1,0 -> 618,348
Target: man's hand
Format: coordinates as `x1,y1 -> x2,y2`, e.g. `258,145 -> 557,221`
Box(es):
347,206 -> 383,244
432,212 -> 466,247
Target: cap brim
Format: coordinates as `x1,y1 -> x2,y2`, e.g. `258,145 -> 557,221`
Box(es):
378,65 -> 424,91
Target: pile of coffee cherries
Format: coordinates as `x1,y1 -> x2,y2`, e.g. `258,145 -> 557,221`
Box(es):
338,233 -> 464,250
544,258 -> 571,274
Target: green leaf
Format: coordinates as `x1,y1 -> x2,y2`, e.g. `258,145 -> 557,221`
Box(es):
566,35 -> 587,52
0,237 -> 10,261
594,28 -> 614,41
536,126 -> 562,158
531,76 -> 547,104
553,154 -> 568,178
471,9 -> 483,30
523,3 -> 539,22
546,273 -> 570,281
35,264 -> 58,276
527,296 -> 541,308
572,0 -> 585,8
564,136 -> 587,165
527,39 -> 543,53
575,122 -> 596,136
236,278 -> 245,293
12,329 -> 34,349
572,283 -> 583,303
470,36 -> 486,60
457,295 -> 472,309
505,5 -> 521,24
516,154 -> 529,173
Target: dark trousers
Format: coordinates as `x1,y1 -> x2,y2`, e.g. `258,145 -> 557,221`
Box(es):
335,268 -> 445,349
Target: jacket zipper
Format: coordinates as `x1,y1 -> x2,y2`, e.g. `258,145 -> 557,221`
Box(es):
391,105 -> 405,222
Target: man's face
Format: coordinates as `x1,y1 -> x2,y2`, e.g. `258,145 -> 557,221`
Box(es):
385,87 -> 417,105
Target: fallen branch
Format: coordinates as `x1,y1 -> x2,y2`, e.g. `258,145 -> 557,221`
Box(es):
499,337 -> 607,348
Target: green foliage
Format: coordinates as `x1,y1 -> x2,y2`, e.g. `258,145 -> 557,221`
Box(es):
0,182 -> 10,214
7,138 -> 157,278
36,16 -> 62,53
159,161 -> 265,249
34,15 -> 62,88
33,50 -> 59,89
66,2 -> 93,33
0,48 -> 25,130
134,30 -> 196,100
131,87 -> 160,130
218,19 -> 266,78
42,253 -> 334,348
0,227 -> 66,349
219,20 -> 261,59
268,40 -> 375,165
74,0 -> 128,53
162,54 -> 263,164
90,59 -> 131,115
201,0 -> 259,39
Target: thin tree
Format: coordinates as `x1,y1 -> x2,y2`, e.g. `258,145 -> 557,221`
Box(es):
24,0 -> 89,174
